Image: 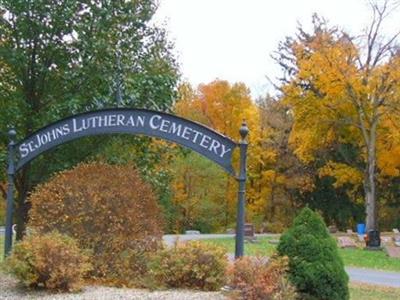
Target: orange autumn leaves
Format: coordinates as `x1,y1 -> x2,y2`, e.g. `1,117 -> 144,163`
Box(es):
171,80 -> 291,230
169,11 -> 400,231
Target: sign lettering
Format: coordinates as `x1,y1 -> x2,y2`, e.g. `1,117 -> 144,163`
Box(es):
16,109 -> 237,174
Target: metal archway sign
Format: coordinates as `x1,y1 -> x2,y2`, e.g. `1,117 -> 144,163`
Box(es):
4,108 -> 248,259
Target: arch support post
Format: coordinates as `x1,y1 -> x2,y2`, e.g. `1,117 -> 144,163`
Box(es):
235,121 -> 248,259
4,129 -> 16,258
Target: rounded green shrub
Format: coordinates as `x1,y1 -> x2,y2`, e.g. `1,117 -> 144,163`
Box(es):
5,231 -> 91,291
148,241 -> 228,291
277,207 -> 349,300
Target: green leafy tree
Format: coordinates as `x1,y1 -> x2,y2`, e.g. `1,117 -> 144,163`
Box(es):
170,151 -> 227,233
277,207 -> 349,300
298,175 -> 364,230
0,0 -> 179,238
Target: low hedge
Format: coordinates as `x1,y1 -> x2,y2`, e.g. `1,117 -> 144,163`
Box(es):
148,241 -> 227,291
5,231 -> 91,291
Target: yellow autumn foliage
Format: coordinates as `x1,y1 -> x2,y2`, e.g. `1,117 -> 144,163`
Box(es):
174,80 -> 270,228
318,161 -> 363,188
280,15 -> 400,197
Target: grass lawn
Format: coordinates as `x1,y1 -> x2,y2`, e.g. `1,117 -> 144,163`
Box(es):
203,236 -> 277,256
202,237 -> 400,272
350,283 -> 400,300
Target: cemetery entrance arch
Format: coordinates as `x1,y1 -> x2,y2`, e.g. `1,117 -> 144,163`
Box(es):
4,108 -> 248,259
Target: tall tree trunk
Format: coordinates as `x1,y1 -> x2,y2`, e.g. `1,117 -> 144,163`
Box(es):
224,176 -> 230,230
365,122 -> 377,231
15,164 -> 31,240
14,108 -> 35,240
15,190 -> 30,240
267,181 -> 276,223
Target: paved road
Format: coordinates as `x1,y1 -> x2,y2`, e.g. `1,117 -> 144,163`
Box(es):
346,267 -> 400,288
163,233 -> 279,245
163,234 -> 400,288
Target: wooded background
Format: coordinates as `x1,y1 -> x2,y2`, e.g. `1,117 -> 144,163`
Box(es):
1,0 -> 399,234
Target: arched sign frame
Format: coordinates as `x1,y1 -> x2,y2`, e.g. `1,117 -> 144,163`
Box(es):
4,108 -> 248,259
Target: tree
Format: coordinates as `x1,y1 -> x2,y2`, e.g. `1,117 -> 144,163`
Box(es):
0,0 -> 179,238
170,151 -> 227,233
175,80 -> 263,229
273,1 -> 400,231
255,96 -> 313,231
277,207 -> 349,300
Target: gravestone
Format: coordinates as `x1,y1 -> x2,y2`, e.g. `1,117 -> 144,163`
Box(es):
244,223 -> 255,236
393,228 -> 400,245
366,230 -> 381,248
328,225 -> 338,233
337,236 -> 358,248
381,236 -> 392,245
185,230 -> 200,235
394,232 -> 400,247
244,223 -> 256,242
385,246 -> 400,258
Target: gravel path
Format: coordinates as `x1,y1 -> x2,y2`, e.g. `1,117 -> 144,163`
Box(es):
0,273 -> 227,300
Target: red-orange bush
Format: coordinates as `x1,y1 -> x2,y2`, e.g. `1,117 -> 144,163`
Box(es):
28,162 -> 163,283
5,231 -> 91,291
148,241 -> 228,291
228,256 -> 297,300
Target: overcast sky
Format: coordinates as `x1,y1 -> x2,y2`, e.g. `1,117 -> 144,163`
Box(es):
154,0 -> 399,98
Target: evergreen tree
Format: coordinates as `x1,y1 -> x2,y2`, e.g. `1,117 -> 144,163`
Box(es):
277,207 -> 349,300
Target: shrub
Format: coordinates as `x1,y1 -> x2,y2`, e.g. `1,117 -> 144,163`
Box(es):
277,207 -> 349,300
27,162 -> 163,283
228,255 -> 297,300
106,246 -> 153,287
148,241 -> 227,291
5,231 -> 91,291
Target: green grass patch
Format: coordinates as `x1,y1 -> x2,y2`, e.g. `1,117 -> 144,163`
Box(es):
339,247 -> 400,271
202,237 -> 277,256
350,283 -> 400,300
202,237 -> 400,272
